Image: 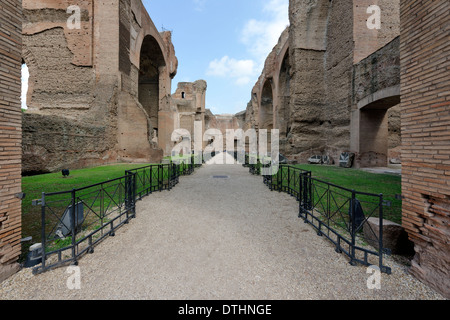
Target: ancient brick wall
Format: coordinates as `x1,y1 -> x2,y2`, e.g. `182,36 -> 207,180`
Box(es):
21,0 -> 179,171
0,0 -> 22,282
400,0 -> 450,298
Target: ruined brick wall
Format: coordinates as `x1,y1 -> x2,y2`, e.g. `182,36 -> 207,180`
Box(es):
400,0 -> 450,299
0,0 -> 22,282
21,0 -> 179,171
21,0 -> 120,173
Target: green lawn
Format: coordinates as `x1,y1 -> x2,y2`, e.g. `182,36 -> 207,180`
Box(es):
293,164 -> 402,198
294,164 -> 403,224
260,163 -> 402,225
20,162 -> 403,261
21,163 -> 151,259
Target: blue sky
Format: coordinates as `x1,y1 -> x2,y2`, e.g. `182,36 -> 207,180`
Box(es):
22,0 -> 290,114
143,0 -> 289,115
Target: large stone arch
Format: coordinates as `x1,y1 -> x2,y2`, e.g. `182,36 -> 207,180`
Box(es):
259,79 -> 274,131
247,27 -> 290,153
351,37 -> 401,167
276,46 -> 291,154
138,34 -> 166,142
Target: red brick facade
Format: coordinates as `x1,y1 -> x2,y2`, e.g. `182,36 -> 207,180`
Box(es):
400,0 -> 450,298
0,0 -> 22,282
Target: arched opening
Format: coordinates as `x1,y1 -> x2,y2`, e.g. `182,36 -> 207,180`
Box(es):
277,50 -> 290,154
260,79 -> 274,131
138,35 -> 166,144
357,86 -> 401,167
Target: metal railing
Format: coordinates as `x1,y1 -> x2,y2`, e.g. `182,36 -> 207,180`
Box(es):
125,163 -> 177,200
32,160 -> 201,274
32,173 -> 136,274
257,164 -> 392,274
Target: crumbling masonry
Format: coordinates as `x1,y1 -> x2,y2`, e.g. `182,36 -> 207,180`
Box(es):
21,0 -> 180,174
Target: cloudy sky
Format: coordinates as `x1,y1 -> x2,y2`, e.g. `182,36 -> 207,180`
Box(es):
22,0 -> 290,114
145,0 -> 289,115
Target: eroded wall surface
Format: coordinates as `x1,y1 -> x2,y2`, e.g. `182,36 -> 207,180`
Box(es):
351,37 -> 401,167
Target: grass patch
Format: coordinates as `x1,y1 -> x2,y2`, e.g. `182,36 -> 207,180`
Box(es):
293,164 -> 401,197
261,164 -> 402,224
294,164 -> 403,224
21,163 -> 152,260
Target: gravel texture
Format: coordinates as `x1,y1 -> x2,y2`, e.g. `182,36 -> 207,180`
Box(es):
0,161 -> 446,300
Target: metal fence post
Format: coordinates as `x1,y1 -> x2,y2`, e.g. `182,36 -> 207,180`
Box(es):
287,166 -> 291,195
158,164 -> 161,191
378,193 -> 391,274
71,189 -> 77,265
302,173 -> 308,210
40,192 -> 46,271
308,172 -> 312,210
125,173 -> 129,220
298,173 -> 303,218
133,172 -> 137,211
350,190 -> 357,266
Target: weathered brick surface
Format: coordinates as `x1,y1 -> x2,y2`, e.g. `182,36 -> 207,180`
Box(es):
400,0 -> 450,299
0,0 -> 22,282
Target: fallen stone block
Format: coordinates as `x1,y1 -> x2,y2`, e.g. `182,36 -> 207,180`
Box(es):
363,217 -> 414,255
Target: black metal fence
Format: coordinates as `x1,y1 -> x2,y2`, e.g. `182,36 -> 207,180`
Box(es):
32,159 -> 201,274
256,164 -> 392,274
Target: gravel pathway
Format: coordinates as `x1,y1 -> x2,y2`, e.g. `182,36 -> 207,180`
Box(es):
0,162 -> 445,300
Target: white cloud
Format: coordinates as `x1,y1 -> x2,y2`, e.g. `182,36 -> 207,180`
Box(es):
193,0 -> 207,12
241,0 -> 289,64
206,56 -> 257,86
21,64 -> 29,109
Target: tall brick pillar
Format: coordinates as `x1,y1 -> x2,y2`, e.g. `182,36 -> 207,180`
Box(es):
0,0 -> 22,282
400,0 -> 450,298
